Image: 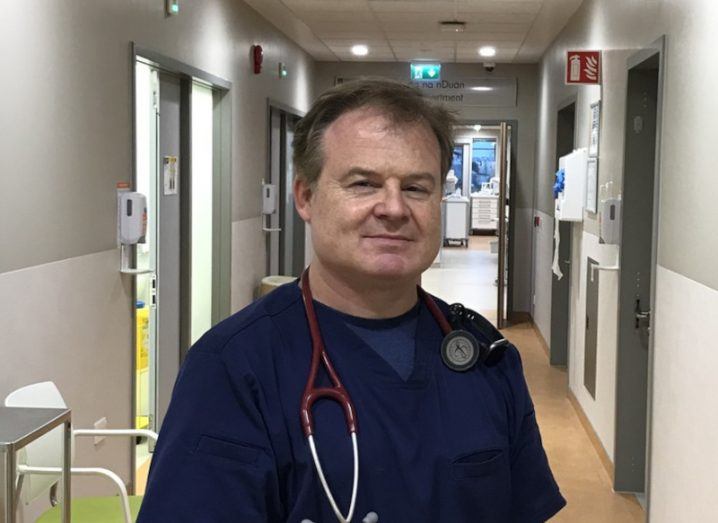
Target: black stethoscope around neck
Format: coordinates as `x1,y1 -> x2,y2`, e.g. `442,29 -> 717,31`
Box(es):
298,268 -> 508,523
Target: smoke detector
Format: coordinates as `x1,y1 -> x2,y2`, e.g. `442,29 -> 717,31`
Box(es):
439,20 -> 466,33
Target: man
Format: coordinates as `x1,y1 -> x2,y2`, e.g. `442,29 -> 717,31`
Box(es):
138,79 -> 565,522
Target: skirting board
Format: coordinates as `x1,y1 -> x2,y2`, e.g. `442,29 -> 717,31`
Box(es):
529,320 -> 551,359
527,316 -> 611,478
567,389 -> 614,482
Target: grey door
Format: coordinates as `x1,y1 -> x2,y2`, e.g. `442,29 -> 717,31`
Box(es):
267,107 -> 305,277
584,258 -> 599,398
281,116 -> 305,276
550,102 -> 576,366
614,51 -> 661,493
156,73 -> 182,428
266,108 -> 282,276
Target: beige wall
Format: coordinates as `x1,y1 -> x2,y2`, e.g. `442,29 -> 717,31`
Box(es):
0,1 -> 314,518
314,62 -> 539,312
533,0 -> 718,519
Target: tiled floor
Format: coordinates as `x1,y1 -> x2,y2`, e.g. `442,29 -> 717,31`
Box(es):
425,236 -> 645,522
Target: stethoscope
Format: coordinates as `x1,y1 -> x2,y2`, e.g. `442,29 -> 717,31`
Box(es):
298,268 -> 508,523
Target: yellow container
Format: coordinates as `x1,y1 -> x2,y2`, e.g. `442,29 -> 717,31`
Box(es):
135,301 -> 150,429
136,301 -> 149,371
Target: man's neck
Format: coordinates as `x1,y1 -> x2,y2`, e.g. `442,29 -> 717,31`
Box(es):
306,261 -> 418,319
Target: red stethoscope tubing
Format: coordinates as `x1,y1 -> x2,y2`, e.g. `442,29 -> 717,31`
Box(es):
299,269 -> 358,437
299,268 -> 453,522
299,268 -> 452,438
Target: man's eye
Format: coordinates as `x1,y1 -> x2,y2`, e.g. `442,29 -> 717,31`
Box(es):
351,180 -> 375,188
405,185 -> 429,193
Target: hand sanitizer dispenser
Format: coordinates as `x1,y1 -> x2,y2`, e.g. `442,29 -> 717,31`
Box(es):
118,192 -> 147,245
599,198 -> 622,244
262,183 -> 277,215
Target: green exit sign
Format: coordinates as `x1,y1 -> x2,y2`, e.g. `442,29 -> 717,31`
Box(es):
411,63 -> 441,81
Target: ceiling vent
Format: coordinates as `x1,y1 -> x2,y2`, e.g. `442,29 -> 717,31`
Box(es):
439,20 -> 466,33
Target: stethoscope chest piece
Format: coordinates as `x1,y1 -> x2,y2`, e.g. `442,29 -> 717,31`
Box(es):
441,329 -> 480,372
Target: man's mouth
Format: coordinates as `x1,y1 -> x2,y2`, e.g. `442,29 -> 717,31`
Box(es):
364,234 -> 413,242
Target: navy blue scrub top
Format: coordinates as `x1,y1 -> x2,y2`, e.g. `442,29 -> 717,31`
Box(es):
138,282 -> 566,522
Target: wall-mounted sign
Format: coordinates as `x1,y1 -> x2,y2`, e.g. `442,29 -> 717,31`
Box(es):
334,75 -> 517,108
410,63 -> 441,81
410,77 -> 517,107
566,51 -> 601,84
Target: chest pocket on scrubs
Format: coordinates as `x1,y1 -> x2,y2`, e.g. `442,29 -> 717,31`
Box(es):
450,448 -> 506,479
446,447 -> 511,521
194,434 -> 261,467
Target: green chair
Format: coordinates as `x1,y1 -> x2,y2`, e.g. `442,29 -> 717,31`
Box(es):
5,381 -> 157,523
36,496 -> 144,522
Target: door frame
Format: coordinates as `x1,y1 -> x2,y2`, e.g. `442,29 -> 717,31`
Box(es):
265,99 -> 305,277
455,119 -> 518,326
549,95 -> 577,367
615,36 -> 666,507
130,43 -> 232,492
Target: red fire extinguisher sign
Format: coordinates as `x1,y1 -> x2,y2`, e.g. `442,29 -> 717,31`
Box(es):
566,51 -> 601,85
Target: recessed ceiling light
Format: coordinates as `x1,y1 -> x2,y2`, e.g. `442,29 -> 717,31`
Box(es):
351,44 -> 369,56
479,46 -> 496,57
471,86 -> 493,92
473,125 -> 482,132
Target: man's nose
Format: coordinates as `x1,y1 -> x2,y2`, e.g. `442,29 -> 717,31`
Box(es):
374,184 -> 410,220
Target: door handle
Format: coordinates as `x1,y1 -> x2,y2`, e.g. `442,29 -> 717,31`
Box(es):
634,298 -> 651,329
262,227 -> 282,233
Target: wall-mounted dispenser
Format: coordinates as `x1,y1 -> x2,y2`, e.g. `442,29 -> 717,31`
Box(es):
117,187 -> 152,275
556,148 -> 588,222
262,183 -> 277,215
118,192 -> 147,245
600,197 -> 622,244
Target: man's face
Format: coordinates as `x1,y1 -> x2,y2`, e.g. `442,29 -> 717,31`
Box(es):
294,106 -> 443,285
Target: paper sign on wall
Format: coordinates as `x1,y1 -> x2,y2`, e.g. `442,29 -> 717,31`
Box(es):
566,51 -> 601,85
163,156 -> 178,195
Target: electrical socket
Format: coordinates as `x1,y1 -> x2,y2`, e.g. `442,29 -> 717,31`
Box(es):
94,417 -> 107,445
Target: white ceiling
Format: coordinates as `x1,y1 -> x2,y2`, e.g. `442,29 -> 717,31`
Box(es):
244,0 -> 585,63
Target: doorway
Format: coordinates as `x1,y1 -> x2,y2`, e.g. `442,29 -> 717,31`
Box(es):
265,103 -> 306,278
423,121 -> 515,328
131,47 -> 232,492
550,100 -> 576,366
614,41 -> 664,500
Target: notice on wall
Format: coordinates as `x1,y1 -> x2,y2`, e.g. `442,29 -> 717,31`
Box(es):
163,156 -> 178,195
589,101 -> 601,157
586,158 -> 598,214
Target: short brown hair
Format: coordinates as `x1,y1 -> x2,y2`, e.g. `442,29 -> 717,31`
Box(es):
293,78 -> 456,187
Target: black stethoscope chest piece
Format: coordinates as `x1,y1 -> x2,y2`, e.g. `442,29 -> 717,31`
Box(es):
440,329 -> 480,372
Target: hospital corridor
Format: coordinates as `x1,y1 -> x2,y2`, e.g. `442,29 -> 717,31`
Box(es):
1,0 -> 717,522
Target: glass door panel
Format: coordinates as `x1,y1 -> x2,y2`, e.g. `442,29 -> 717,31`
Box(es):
471,138 -> 497,194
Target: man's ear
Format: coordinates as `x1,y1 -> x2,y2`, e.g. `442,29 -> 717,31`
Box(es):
293,176 -> 313,223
